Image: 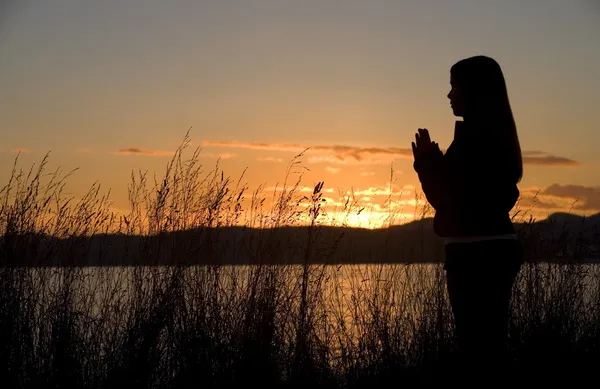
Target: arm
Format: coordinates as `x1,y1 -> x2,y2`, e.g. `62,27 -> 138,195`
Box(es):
414,142 -> 519,213
411,128 -> 453,210
412,144 -> 449,210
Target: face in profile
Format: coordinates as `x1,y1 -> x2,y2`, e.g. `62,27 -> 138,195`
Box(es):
447,77 -> 465,117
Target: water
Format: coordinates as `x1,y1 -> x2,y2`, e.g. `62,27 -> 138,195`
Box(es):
13,262 -> 600,338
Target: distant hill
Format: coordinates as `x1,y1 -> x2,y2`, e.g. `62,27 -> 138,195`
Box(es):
544,212 -> 600,232
1,212 -> 599,267
514,211 -> 600,260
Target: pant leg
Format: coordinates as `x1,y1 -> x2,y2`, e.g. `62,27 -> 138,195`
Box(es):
444,240 -> 522,379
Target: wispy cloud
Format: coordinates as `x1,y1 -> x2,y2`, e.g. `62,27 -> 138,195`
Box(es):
517,187 -> 565,210
541,184 -> 600,210
522,151 -> 580,166
263,185 -> 336,194
75,147 -> 93,154
201,152 -> 236,160
325,166 -> 341,174
344,184 -> 414,197
202,140 -> 306,152
113,147 -> 235,159
112,148 -> 174,156
203,140 -> 579,167
516,185 -> 600,211
307,155 -> 391,165
203,140 -> 412,163
257,157 -> 284,163
10,147 -> 31,154
261,184 -> 413,199
360,171 -> 376,177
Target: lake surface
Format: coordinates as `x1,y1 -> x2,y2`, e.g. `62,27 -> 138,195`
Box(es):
4,261 -> 599,368
17,262 -> 600,326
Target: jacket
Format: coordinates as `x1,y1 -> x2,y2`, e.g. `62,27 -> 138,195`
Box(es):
413,121 -> 520,238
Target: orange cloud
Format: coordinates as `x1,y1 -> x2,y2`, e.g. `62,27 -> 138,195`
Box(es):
257,157 -> 284,163
541,184 -> 600,210
345,184 -> 413,197
201,152 -> 236,159
515,185 -> 599,212
325,166 -> 341,174
263,185 -> 335,194
522,151 -> 580,166
75,147 -> 93,153
112,148 -> 174,156
307,155 -> 391,165
202,140 -> 306,152
203,140 -> 578,167
202,140 -> 412,162
517,188 -> 564,210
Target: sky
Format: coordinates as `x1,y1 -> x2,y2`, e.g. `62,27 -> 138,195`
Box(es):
1,0 -> 599,228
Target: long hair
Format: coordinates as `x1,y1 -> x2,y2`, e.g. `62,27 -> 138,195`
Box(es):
450,55 -> 523,183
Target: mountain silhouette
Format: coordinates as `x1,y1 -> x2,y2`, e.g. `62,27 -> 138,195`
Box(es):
1,212 -> 599,267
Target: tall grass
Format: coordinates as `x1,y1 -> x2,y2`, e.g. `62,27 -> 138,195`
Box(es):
1,134 -> 599,387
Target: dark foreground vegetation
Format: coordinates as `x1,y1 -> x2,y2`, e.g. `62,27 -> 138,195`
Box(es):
1,135 -> 599,387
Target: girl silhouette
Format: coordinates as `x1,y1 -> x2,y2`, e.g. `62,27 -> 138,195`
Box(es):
412,55 -> 523,378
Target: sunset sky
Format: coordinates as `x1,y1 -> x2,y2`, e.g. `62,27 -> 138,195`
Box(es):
1,1 -> 599,228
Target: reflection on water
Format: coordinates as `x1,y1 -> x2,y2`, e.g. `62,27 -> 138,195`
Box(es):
3,260 -> 600,378
16,262 -> 600,342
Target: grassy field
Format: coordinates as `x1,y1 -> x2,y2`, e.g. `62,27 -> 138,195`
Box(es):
1,134 -> 599,387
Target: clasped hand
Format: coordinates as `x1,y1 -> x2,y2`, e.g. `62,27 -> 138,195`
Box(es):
411,128 -> 439,159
